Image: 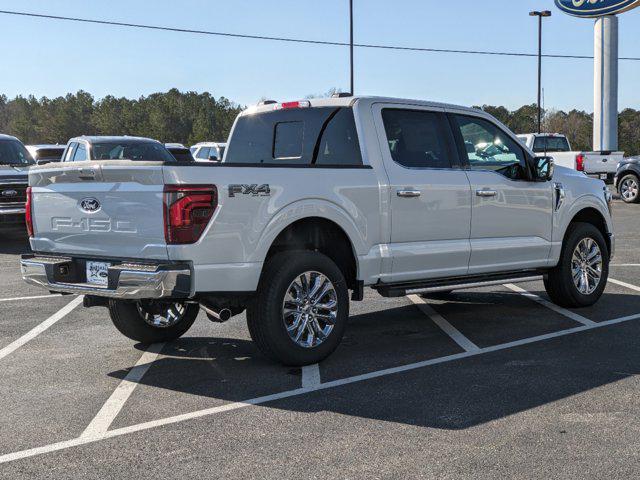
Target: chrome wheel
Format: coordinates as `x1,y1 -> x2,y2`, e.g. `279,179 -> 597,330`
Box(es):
620,176 -> 639,201
136,301 -> 187,328
571,238 -> 603,295
282,271 -> 338,348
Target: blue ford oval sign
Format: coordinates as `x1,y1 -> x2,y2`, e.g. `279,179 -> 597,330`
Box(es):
555,0 -> 640,17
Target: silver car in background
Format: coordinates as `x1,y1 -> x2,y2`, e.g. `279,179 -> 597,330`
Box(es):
190,142 -> 227,163
26,144 -> 66,165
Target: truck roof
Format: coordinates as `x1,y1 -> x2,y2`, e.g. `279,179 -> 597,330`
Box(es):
27,144 -> 65,150
240,96 -> 485,117
518,133 -> 567,138
67,135 -> 162,144
192,142 -> 227,147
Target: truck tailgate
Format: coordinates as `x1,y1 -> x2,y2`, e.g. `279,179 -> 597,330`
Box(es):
584,152 -> 622,174
29,161 -> 169,260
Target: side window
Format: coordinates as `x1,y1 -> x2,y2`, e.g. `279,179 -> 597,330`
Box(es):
454,115 -> 527,180
64,143 -> 77,162
196,147 -> 210,159
208,147 -> 219,161
314,108 -> 362,165
72,143 -> 87,162
381,109 -> 455,169
273,121 -> 303,159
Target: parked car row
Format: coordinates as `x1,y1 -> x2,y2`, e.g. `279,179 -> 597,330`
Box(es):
19,95 -> 616,366
0,134 -> 228,231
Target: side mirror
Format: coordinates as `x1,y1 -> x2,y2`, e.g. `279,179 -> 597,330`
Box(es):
36,159 -> 52,166
533,156 -> 554,181
208,155 -> 219,162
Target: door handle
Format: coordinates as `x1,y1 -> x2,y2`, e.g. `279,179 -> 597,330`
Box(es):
78,168 -> 96,180
476,189 -> 497,197
397,189 -> 421,198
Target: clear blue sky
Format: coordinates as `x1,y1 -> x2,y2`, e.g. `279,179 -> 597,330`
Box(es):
0,0 -> 639,112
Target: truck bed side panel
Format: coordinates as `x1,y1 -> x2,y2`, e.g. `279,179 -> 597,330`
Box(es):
162,165 -> 383,292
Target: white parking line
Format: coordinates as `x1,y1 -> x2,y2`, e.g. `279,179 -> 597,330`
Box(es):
81,343 -> 165,439
1,310 -> 640,465
0,295 -> 83,361
0,294 -> 62,303
408,295 -> 480,352
608,278 -> 640,293
503,284 -> 596,326
301,364 -> 321,388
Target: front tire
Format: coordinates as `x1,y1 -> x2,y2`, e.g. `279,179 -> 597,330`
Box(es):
247,251 -> 349,366
619,173 -> 640,203
544,222 -> 609,308
108,300 -> 199,343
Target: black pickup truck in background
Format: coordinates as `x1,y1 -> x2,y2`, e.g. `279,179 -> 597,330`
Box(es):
0,135 -> 33,230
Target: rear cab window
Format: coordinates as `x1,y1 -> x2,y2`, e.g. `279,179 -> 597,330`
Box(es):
225,106 -> 363,166
533,136 -> 571,153
91,141 -> 175,162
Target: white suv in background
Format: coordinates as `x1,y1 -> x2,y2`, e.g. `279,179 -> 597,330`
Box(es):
190,142 -> 227,163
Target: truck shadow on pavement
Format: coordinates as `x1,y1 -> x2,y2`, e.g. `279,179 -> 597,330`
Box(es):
107,300 -> 640,431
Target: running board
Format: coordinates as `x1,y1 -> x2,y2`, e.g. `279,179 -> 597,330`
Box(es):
374,272 -> 545,298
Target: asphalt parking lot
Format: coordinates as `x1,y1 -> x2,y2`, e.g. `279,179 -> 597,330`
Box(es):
1,201 -> 640,479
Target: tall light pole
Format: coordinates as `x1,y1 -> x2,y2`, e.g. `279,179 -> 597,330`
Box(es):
529,10 -> 551,134
349,0 -> 354,95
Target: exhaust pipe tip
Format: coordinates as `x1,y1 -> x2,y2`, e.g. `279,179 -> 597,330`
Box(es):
201,303 -> 233,323
217,308 -> 232,322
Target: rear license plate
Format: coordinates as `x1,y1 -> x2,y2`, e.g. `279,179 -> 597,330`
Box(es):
600,174 -> 608,180
86,261 -> 111,287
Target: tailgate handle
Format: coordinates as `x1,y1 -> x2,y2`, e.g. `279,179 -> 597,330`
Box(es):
78,168 -> 97,179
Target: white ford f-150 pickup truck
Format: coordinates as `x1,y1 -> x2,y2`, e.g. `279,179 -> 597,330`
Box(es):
517,133 -> 622,184
21,96 -> 614,366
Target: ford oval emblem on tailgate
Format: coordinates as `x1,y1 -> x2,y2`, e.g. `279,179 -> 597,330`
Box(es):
79,197 -> 101,213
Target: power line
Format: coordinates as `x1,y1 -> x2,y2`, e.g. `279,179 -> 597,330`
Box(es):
1,9 -> 639,61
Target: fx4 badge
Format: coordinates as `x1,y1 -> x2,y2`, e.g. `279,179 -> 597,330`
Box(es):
228,184 -> 271,198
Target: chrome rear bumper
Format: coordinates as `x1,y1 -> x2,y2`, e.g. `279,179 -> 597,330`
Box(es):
20,255 -> 191,299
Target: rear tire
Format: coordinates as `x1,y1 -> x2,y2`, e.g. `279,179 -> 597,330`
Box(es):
108,299 -> 199,343
618,173 -> 640,204
544,222 -> 609,308
247,251 -> 349,366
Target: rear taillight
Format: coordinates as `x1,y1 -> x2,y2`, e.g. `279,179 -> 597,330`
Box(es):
163,185 -> 217,245
25,186 -> 34,237
576,154 -> 585,172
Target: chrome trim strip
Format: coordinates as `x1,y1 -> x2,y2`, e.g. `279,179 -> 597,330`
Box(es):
20,257 -> 191,299
405,276 -> 543,295
0,208 -> 26,215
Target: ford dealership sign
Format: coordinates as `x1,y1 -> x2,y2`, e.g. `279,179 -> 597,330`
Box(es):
555,0 -> 640,17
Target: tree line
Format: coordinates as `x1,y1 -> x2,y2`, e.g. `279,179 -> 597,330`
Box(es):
0,89 -> 243,147
0,89 -> 638,156
478,103 -> 640,156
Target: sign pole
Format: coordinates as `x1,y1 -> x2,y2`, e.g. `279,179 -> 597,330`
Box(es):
350,0 -> 354,95
593,15 -> 619,151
